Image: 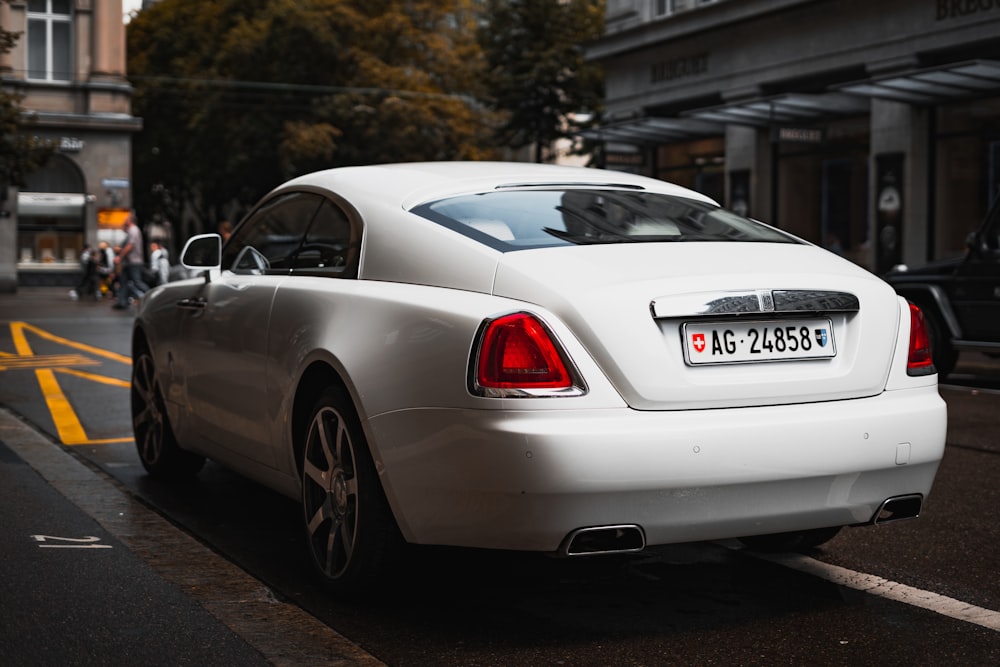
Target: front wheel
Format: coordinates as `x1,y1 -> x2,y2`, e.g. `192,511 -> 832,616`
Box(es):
301,387 -> 402,594
131,341 -> 205,478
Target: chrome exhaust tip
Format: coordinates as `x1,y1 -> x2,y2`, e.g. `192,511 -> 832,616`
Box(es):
560,524 -> 645,557
871,494 -> 923,525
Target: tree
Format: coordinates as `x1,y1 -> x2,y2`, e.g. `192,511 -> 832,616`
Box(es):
479,0 -> 605,163
127,0 -> 501,236
0,2 -> 55,192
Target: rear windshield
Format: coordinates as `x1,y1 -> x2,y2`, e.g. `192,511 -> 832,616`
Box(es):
410,189 -> 799,250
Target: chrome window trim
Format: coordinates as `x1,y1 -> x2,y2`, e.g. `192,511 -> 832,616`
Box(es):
651,290 -> 860,319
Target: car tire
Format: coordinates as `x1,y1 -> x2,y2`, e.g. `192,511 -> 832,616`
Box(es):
738,526 -> 842,552
301,386 -> 402,595
917,305 -> 957,377
131,340 -> 206,478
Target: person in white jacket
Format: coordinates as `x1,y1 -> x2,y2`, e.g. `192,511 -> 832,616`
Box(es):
149,241 -> 170,286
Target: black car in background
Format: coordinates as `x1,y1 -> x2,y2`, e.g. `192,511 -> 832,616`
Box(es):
885,197 -> 1000,377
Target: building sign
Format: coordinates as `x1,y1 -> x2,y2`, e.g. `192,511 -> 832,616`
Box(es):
59,137 -> 85,153
18,193 -> 86,217
774,127 -> 825,143
102,178 -> 129,189
605,152 -> 646,167
936,0 -> 1000,20
98,208 -> 131,229
651,53 -> 708,84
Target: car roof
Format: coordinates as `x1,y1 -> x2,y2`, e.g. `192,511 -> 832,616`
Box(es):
277,161 -> 718,210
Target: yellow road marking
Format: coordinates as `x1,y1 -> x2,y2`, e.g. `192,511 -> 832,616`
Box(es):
0,353 -> 100,371
55,367 -> 131,388
6,321 -> 133,446
11,322 -> 131,364
35,368 -> 89,445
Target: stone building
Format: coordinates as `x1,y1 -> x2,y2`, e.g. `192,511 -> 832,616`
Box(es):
0,0 -> 140,291
586,0 -> 1000,273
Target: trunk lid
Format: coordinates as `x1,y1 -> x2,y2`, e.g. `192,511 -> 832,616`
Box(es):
492,242 -> 900,410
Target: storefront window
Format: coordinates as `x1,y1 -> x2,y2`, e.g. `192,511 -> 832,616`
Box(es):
934,97 -> 1000,260
17,230 -> 83,265
17,194 -> 87,265
655,137 -> 725,203
774,117 -> 870,267
18,156 -> 87,269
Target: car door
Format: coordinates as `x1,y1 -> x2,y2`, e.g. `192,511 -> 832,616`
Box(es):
180,191 -> 324,467
952,198 -> 1000,342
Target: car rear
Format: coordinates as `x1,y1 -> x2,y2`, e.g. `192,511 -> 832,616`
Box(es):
367,178 -> 946,554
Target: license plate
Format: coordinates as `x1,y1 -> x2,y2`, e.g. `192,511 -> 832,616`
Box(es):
683,319 -> 836,365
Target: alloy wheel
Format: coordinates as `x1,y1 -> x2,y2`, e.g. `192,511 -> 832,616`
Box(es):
132,351 -> 166,466
302,405 -> 360,581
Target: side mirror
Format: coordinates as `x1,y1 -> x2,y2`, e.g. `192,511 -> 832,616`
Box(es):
180,234 -> 222,281
966,231 -> 981,253
966,230 -> 1000,259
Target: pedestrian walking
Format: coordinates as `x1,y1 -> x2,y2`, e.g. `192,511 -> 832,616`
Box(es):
69,244 -> 99,300
96,241 -> 116,298
113,212 -> 149,310
148,241 -> 170,287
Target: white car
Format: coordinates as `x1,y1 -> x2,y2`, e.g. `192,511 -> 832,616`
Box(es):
131,161 -> 947,593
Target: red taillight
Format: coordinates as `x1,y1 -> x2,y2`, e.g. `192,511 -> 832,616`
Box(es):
907,303 -> 935,374
476,313 -> 573,390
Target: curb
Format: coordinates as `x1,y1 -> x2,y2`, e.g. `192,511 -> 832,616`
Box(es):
0,406 -> 384,667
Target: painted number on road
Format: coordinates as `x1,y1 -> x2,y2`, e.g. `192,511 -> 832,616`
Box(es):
31,535 -> 112,549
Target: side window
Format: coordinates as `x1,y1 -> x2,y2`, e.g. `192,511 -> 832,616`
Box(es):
222,192 -> 322,274
290,200 -> 358,277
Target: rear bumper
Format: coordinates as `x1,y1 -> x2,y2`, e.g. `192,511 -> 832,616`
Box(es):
369,386 -> 946,552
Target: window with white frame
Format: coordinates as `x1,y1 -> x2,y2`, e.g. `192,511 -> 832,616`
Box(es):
654,0 -> 674,17
26,0 -> 73,82
655,0 -> 720,18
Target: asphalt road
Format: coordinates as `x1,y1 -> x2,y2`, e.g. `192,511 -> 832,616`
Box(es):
1,287 -> 999,665
0,432 -> 273,666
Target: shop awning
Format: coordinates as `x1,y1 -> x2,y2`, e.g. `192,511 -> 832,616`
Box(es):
834,59 -> 1000,105
18,192 -> 86,217
580,92 -> 868,144
683,92 -> 870,127
581,59 -> 1000,146
578,116 -> 723,145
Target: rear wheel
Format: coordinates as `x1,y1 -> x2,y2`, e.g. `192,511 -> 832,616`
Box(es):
301,387 -> 401,594
739,526 -> 842,552
131,341 -> 205,478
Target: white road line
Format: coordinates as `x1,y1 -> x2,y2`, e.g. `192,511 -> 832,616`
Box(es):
754,551 -> 1000,632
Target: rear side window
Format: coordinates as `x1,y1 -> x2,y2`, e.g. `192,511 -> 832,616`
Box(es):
411,189 -> 799,250
224,192 -> 322,273
223,192 -> 359,277
293,200 -> 358,277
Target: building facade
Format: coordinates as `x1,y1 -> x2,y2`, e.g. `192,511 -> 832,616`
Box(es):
586,0 -> 1000,273
0,0 -> 140,291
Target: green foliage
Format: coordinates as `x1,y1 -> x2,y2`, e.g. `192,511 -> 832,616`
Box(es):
0,2 -> 55,189
479,0 -> 605,162
128,0 -> 501,231
0,94 -> 56,188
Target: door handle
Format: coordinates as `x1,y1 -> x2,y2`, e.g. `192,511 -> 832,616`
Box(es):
176,297 -> 207,310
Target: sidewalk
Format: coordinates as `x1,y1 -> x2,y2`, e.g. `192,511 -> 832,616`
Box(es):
0,406 -> 382,666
